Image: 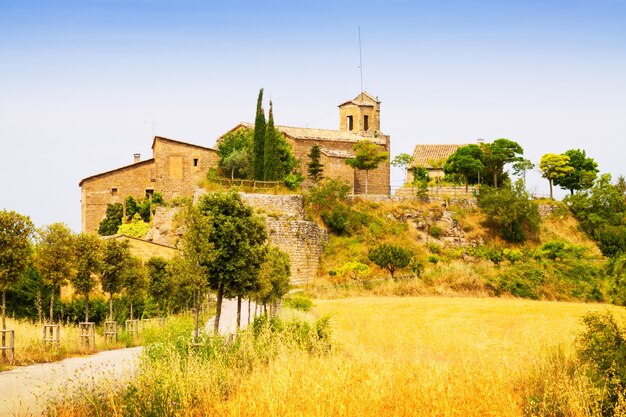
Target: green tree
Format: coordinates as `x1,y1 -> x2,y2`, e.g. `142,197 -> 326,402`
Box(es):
368,244 -> 413,280
146,257 -> 172,316
539,153 -> 574,199
477,179 -> 541,243
337,261 -> 370,281
254,246 -> 290,320
253,88 -> 266,181
117,213 -> 150,238
123,256 -> 147,320
391,153 -> 412,182
553,149 -> 599,195
307,145 -> 324,183
346,140 -> 388,194
0,210 -> 35,334
512,158 -> 535,181
198,192 -> 267,334
263,101 -> 281,181
443,144 -> 485,192
98,203 -> 123,236
172,201 -> 213,340
100,239 -> 132,321
480,138 -> 524,189
36,223 -> 75,322
70,233 -> 102,322
217,128 -> 254,179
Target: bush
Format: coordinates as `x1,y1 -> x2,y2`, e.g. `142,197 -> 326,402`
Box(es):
284,294 -> 314,312
283,173 -> 304,190
577,311 -> 626,416
541,241 -> 566,261
429,225 -> 442,238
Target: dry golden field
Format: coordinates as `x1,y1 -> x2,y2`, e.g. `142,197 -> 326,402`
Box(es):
215,297 -> 624,417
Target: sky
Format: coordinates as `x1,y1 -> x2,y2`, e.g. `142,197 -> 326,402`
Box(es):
1,0 -> 625,231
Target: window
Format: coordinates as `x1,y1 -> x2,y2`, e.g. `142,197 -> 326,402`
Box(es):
347,115 -> 354,131
193,158 -> 199,167
111,188 -> 118,196
145,189 -> 154,199
364,115 -> 369,131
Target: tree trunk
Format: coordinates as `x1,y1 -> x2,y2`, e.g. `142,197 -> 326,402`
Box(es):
1,289 -> 5,360
109,293 -> 114,321
247,298 -> 251,325
236,295 -> 241,329
231,168 -> 234,180
493,172 -> 498,189
193,289 -> 200,342
214,283 -> 224,335
549,179 -> 554,199
49,289 -> 55,323
464,175 -> 469,193
130,299 -> 134,321
365,170 -> 369,195
85,293 -> 90,322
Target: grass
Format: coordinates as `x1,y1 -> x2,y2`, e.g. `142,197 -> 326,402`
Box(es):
0,317 -> 179,371
47,297 -> 626,416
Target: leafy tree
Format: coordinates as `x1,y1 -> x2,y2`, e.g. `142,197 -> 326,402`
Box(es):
217,128 -> 254,179
512,158 -> 535,180
172,202 -> 213,340
255,246 -> 290,320
146,257 -> 172,316
117,213 -> 150,238
100,239 -> 132,320
98,203 -> 123,236
198,191 -> 267,334
70,233 -> 102,322
480,138 -> 524,189
346,140 -> 388,194
0,210 -> 35,334
36,223 -> 75,322
337,261 -> 370,281
391,153 -> 412,182
477,179 -> 541,243
411,166 -> 429,184
123,256 -> 148,320
307,145 -> 324,183
443,144 -> 484,192
539,153 -> 574,199
368,244 -> 413,280
253,88 -> 266,181
553,149 -> 599,195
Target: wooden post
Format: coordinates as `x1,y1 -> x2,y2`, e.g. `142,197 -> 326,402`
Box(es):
78,322 -> 96,349
0,329 -> 15,362
125,319 -> 139,340
42,324 -> 61,348
104,320 -> 117,343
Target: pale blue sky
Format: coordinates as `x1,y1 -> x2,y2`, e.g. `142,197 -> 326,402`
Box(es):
1,0 -> 625,230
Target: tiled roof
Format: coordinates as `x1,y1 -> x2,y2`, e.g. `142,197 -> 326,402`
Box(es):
337,91 -> 380,107
408,144 -> 468,169
233,122 -> 388,145
79,158 -> 155,186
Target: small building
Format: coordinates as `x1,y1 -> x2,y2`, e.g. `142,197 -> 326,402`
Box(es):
406,144 -> 467,184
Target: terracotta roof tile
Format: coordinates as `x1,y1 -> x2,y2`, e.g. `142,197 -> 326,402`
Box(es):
408,144 -> 468,169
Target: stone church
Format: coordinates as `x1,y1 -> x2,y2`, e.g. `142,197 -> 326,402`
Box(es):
79,92 -> 391,233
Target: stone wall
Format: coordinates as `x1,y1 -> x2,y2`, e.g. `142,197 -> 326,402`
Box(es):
105,234 -> 178,260
150,191 -> 327,285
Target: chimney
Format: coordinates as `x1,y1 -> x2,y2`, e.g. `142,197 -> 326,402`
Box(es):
133,153 -> 141,163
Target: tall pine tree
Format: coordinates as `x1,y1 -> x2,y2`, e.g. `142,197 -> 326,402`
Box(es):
307,145 -> 324,183
263,101 -> 283,181
253,89 -> 266,181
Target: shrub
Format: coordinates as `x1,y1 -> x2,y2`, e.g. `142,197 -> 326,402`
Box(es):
541,241 -> 566,261
283,172 -> 304,190
577,311 -> 626,416
503,248 -> 524,265
427,255 -> 440,265
284,294 -> 314,312
429,225 -> 442,238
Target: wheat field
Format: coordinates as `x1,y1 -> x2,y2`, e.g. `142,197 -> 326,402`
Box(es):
213,296 -> 623,417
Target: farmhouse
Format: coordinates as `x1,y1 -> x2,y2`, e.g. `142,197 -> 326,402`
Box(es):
405,144 -> 467,184
79,91 -> 391,233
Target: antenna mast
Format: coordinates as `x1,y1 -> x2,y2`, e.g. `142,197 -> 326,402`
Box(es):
358,26 -> 364,93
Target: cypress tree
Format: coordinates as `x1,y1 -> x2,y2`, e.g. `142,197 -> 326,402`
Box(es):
253,89 -> 266,181
307,145 -> 324,183
263,101 -> 282,181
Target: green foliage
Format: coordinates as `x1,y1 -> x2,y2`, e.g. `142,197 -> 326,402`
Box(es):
539,153 -> 574,199
477,179 -> 540,242
411,166 -> 429,183
36,222 -> 76,322
427,255 -> 440,264
222,148 -> 252,180
307,178 -> 351,212
368,244 -> 413,280
443,144 -> 484,191
253,88 -> 266,181
283,172 -> 304,190
307,179 -> 369,236
123,256 -> 148,320
116,213 -> 150,238
320,205 -> 368,235
217,128 -> 254,179
284,293 -> 314,312
71,233 -> 102,321
256,246 -> 291,305
391,153 -> 412,181
503,248 -> 524,264
428,225 -> 442,238
576,311 -> 626,416
553,149 -> 599,195
98,203 -> 123,236
263,101 -> 298,182
410,259 -> 425,278
480,138 -> 524,189
5,268 -> 50,322
0,209 -> 35,327
540,241 -> 566,261
307,145 -> 324,183
101,239 -> 132,319
146,257 -> 173,315
337,261 -> 370,281
345,140 -> 388,194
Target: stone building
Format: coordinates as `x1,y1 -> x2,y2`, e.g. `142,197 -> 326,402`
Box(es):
405,144 -> 467,184
80,136 -> 218,233
79,91 -> 390,233
220,91 -> 391,194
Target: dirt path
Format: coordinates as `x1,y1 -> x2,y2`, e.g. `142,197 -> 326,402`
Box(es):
0,299 -> 253,416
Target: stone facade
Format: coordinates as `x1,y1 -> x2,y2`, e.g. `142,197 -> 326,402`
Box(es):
80,136 -> 218,233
